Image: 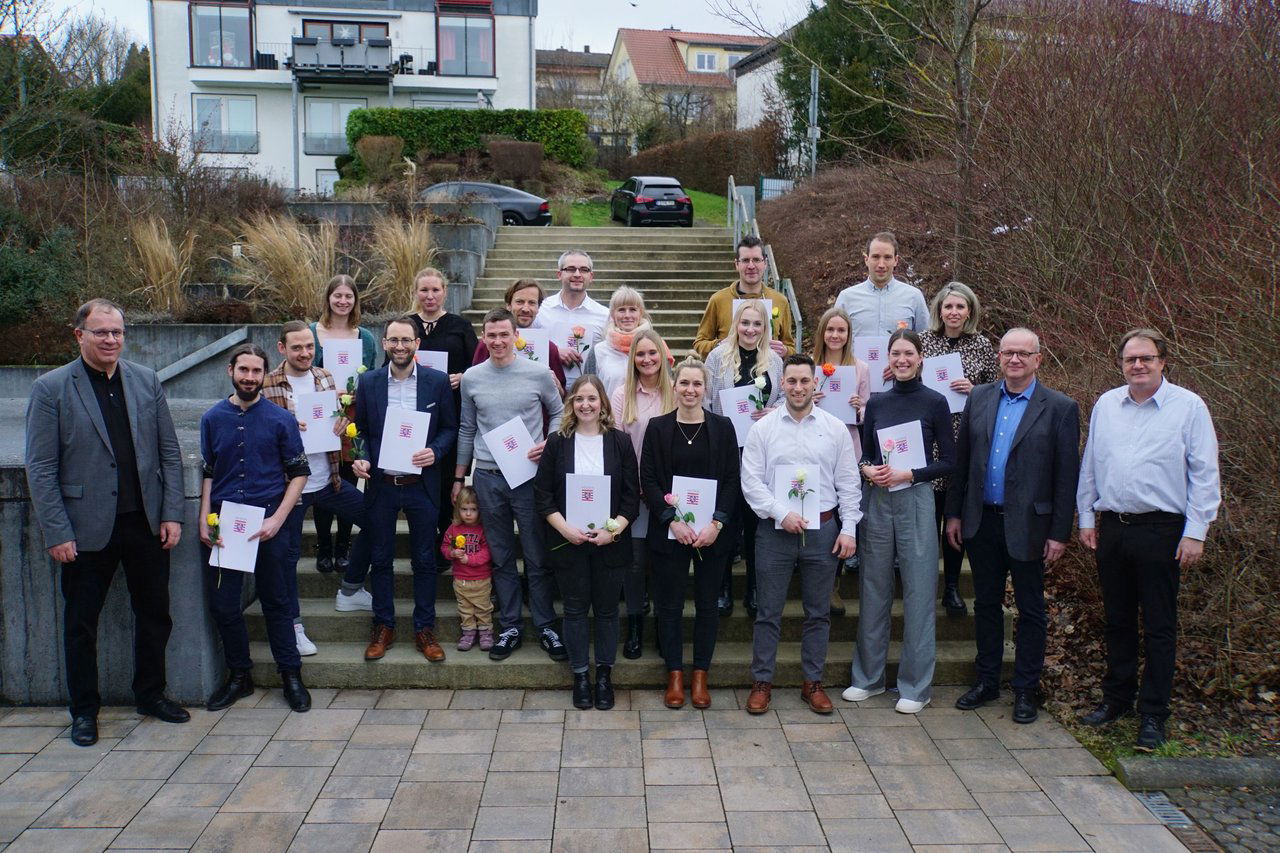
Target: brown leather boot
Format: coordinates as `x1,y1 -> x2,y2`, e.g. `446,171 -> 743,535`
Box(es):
690,669 -> 711,709
664,671 -> 685,709
364,624 -> 395,661
801,680 -> 834,714
746,681 -> 772,714
415,628 -> 446,662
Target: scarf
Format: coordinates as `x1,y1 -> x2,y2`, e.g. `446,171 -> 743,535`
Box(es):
607,320 -> 652,354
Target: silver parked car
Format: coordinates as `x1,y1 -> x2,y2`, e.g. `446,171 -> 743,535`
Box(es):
421,181 -> 551,226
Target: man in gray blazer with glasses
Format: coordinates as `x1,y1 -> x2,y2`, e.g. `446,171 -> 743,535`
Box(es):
25,299 -> 190,747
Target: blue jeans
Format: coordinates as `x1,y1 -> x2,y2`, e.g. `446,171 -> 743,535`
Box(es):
366,482 -> 438,632
285,481 -> 372,618
471,468 -> 556,634
204,498 -> 299,673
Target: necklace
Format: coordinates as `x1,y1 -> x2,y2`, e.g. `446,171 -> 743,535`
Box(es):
675,420 -> 703,445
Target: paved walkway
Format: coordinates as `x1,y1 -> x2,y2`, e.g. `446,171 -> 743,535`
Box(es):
0,686 -> 1188,852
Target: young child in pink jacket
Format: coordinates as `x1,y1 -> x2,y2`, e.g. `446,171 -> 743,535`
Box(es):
440,487 -> 494,651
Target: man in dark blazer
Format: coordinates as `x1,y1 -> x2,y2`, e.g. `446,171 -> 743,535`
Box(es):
352,316 -> 458,663
945,327 -> 1080,723
25,299 -> 189,746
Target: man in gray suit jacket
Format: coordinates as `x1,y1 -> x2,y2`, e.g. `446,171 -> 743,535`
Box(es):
25,299 -> 190,747
944,328 -> 1080,723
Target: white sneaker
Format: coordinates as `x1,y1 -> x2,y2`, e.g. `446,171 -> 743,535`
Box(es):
895,697 -> 930,714
335,588 -> 373,612
294,624 -> 318,656
841,685 -> 885,702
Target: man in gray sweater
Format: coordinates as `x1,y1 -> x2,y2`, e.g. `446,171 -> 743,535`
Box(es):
454,308 -> 566,661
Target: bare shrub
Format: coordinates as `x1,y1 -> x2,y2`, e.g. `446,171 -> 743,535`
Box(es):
425,161 -> 459,184
337,184 -> 380,202
549,199 -> 573,226
367,214 -> 436,312
489,140 -> 544,181
231,215 -> 337,318
356,135 -> 405,184
129,216 -> 194,316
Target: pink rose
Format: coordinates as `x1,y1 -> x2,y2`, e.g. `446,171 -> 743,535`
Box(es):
664,493 -> 678,506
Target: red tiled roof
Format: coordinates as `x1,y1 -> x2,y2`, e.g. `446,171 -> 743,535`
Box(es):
617,28 -> 768,89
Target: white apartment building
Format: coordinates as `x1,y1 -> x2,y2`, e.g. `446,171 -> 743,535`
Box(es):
148,0 -> 537,194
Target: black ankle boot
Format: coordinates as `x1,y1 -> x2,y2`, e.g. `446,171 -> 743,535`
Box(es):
595,665 -> 615,710
942,584 -> 967,616
623,615 -> 642,659
206,670 -> 254,711
572,671 -> 594,709
280,670 -> 311,712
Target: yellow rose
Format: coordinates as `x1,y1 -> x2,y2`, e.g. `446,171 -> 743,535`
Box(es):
339,393 -> 353,407
345,423 -> 358,439
772,306 -> 781,318
206,513 -> 219,527
357,365 -> 368,373
514,337 -> 527,350
454,535 -> 467,549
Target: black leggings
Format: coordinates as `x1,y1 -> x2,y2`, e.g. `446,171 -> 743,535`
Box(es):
653,543 -> 721,672
313,460 -> 357,558
934,490 -> 964,589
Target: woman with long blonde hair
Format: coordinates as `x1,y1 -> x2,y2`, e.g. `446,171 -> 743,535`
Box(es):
581,285 -> 652,396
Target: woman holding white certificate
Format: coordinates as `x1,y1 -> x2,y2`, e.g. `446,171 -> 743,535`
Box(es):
640,357 -> 739,709
919,282 -> 998,616
534,376 -> 639,711
844,329 -> 955,714
581,286 -> 653,397
704,300 -> 780,619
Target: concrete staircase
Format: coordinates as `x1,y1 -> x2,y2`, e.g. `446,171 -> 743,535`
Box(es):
462,225 -> 737,355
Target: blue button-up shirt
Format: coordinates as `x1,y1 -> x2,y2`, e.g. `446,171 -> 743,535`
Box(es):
200,397 -> 308,508
984,379 -> 1036,506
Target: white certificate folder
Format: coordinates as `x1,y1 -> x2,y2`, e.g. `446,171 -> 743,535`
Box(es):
565,473 -> 611,533
875,419 -> 927,492
480,416 -> 539,488
378,408 -> 432,472
295,390 -> 341,454
667,476 -> 717,539
209,501 -> 266,573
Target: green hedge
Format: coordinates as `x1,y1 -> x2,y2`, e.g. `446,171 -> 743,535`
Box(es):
345,108 -> 590,168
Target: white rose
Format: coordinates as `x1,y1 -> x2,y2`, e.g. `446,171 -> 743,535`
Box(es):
753,375 -> 767,390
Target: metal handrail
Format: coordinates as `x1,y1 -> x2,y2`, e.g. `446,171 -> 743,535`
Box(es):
727,175 -> 803,347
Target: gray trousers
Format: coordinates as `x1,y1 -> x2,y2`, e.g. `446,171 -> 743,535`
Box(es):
850,482 -> 937,703
751,518 -> 838,683
472,468 -> 556,634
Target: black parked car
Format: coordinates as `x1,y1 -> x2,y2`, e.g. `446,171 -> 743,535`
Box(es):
421,181 -> 551,226
610,176 -> 693,227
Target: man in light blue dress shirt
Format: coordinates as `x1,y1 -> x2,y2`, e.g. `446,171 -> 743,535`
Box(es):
1076,328 -> 1220,751
833,232 -> 930,339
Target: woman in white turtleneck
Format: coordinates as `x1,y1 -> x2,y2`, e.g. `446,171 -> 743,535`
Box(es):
581,286 -> 652,397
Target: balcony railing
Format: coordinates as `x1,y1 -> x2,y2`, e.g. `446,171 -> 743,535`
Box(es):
196,131 -> 259,154
291,37 -> 393,76
303,133 -> 349,156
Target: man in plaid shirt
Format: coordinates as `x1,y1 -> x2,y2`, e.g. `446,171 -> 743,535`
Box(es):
265,321 -> 374,656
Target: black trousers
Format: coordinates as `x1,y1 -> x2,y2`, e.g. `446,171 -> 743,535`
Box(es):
934,490 -> 965,589
966,508 -> 1046,691
312,460 -> 357,558
553,552 -> 624,673
720,492 -> 758,604
653,543 -> 722,672
60,511 -> 172,718
1096,513 -> 1183,720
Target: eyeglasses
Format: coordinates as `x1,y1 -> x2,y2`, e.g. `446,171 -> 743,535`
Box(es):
559,266 -> 592,274
1122,355 -> 1160,366
82,329 -> 124,340
384,338 -> 417,347
736,258 -> 765,265
998,350 -> 1039,360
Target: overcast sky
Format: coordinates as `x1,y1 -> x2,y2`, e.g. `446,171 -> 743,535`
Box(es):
49,0 -> 802,55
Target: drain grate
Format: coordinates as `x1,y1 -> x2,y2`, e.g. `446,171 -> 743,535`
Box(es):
1169,825 -> 1225,852
1135,791 -> 1194,827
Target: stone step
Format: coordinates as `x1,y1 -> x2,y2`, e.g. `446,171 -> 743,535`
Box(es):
252,598 -> 999,644
504,225 -> 732,234
470,291 -> 716,309
483,261 -> 732,274
474,277 -> 727,287
485,250 -> 730,262
498,238 -> 731,251
499,226 -> 730,238
249,638 -> 1008,689
463,307 -> 707,322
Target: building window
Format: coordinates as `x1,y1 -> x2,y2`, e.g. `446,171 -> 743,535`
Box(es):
193,94 -> 258,153
728,53 -> 747,68
615,59 -> 630,83
411,95 -> 479,110
694,52 -> 717,72
317,170 -> 339,195
302,20 -> 389,42
191,3 -> 252,68
437,15 -> 493,76
304,97 -> 365,154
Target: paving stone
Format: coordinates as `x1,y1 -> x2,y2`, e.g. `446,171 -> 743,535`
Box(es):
0,770 -> 85,803
820,817 -> 913,852
797,761 -> 879,796
0,728 -> 66,753
110,804 -> 217,849
327,690 -> 383,709
733,688 -> 812,711
648,820 -> 731,849
551,827 -> 648,852
448,690 -> 524,710
870,765 -> 978,810
789,741 -> 864,763
0,803 -> 51,844
358,709 -> 427,726
975,790 -> 1062,817
991,814 -> 1091,851
191,735 -> 271,755
810,793 -> 894,820
561,729 -> 641,767
191,812 -> 304,852
717,765 -> 813,812
471,805 -> 554,840
519,690 -> 576,710
701,710 -> 779,729
319,775 -> 400,799
920,713 -> 998,740
488,751 -> 560,771
370,828 -> 471,851
555,795 -> 647,829
501,710 -> 564,724
975,708 -> 1081,750
853,727 -> 946,765
644,758 -> 717,786
783,724 -> 853,743
332,746 -> 411,777
220,766 -> 330,813
557,766 -> 644,797
643,738 -> 710,759
253,689 -> 336,710
347,724 -> 422,748
382,781 -> 482,829
170,753 -> 255,784
564,710 -> 639,730
25,739 -> 118,772
115,719 -> 213,753
1074,823 -> 1187,852
253,740 -> 344,767
896,809 -> 1003,846
708,728 -> 794,767
273,709 -> 364,741
639,720 -> 707,740
466,841 -> 547,852
950,758 -> 1040,793
493,723 -> 563,752
33,778 -> 161,828
148,783 -> 235,808
7,827 -> 121,852
208,709 -> 288,737
423,710 -> 501,730
0,709 -> 74,727
725,810 -> 826,847
0,753 -> 30,782
1010,747 -> 1107,777
479,771 -> 559,807
304,797 -> 389,823
840,708 -> 922,728
375,690 -> 453,710
1036,775 -> 1160,825
936,738 -> 1015,760
401,753 -> 489,782
413,729 -> 496,754
288,822 -> 378,852
94,719 -> 142,740
644,784 -> 726,823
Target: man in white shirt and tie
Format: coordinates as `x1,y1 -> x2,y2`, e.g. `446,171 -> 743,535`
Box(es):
1076,328 -> 1220,751
740,354 -> 861,716
534,249 -> 609,382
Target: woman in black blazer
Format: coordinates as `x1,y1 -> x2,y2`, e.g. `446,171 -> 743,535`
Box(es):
534,375 -> 640,711
640,357 -> 739,710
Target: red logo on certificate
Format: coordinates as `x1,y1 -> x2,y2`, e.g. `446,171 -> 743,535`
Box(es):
311,404 -> 324,419
232,517 -> 247,534
502,435 -> 518,452
398,423 -> 413,438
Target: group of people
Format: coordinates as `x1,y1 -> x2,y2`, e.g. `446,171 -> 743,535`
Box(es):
25,230 -> 1220,755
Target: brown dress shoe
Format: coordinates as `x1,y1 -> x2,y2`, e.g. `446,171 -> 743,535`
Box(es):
664,671 -> 686,709
746,681 -> 772,714
415,628 -> 446,662
801,680 -> 834,714
690,669 -> 711,709
364,624 -> 394,661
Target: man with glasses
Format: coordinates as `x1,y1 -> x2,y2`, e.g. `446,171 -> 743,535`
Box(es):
352,317 -> 458,664
693,235 -> 795,358
535,250 -> 609,382
834,231 -> 929,339
1076,328 -> 1220,751
26,299 -> 189,746
944,328 -> 1079,724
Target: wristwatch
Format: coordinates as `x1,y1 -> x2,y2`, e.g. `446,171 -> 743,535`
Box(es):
711,520 -> 724,530
453,476 -> 465,483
